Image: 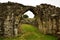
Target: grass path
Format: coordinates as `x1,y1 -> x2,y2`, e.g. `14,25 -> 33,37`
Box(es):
0,24 -> 57,40
20,24 -> 57,40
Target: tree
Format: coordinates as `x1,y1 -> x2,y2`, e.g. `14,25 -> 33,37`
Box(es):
22,14 -> 29,18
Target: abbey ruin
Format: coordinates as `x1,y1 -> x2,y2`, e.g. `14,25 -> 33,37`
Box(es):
0,2 -> 60,37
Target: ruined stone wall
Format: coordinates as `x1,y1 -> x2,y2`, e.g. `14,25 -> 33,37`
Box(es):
0,2 -> 60,37
35,4 -> 60,35
0,2 -> 31,37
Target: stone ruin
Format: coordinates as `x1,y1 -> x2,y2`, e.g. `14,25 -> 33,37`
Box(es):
0,2 -> 60,37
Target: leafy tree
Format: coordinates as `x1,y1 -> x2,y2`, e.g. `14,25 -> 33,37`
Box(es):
22,14 -> 29,18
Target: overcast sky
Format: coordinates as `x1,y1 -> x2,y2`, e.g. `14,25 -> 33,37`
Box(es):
0,0 -> 60,18
0,0 -> 60,7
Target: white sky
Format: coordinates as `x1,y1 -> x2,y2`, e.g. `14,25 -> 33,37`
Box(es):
24,11 -> 34,18
0,0 -> 60,18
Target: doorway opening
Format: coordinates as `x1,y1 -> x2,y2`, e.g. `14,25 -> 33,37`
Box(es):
21,10 -> 36,26
22,10 -> 35,18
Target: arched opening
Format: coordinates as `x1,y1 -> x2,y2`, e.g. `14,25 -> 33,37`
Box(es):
19,10 -> 39,37
18,9 -> 38,34
21,10 -> 36,25
23,10 -> 35,18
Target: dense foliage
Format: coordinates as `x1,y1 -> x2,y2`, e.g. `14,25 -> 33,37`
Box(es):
22,14 -> 29,18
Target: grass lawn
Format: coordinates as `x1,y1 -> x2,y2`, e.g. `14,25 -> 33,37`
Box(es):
0,24 -> 57,40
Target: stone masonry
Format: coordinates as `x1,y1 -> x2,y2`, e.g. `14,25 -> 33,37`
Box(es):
0,2 -> 60,37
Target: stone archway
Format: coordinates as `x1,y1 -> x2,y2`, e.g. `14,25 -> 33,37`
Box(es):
0,2 -> 60,37
17,8 -> 39,34
20,10 -> 35,24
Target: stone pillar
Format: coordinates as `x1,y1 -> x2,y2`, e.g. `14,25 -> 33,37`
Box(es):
58,16 -> 60,33
48,18 -> 53,34
4,15 -> 13,37
56,16 -> 60,35
13,16 -> 19,36
0,18 -> 4,36
52,18 -> 56,35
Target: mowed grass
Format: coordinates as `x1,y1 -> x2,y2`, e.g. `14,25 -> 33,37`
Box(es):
0,24 -> 57,40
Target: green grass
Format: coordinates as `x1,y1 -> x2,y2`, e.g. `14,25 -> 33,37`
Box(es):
20,24 -> 57,40
0,24 -> 57,40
